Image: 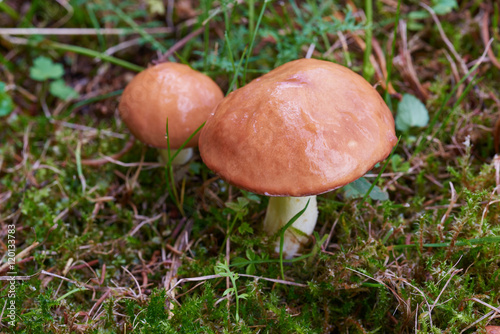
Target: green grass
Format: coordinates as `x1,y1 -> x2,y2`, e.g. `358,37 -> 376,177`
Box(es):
1,0 -> 500,333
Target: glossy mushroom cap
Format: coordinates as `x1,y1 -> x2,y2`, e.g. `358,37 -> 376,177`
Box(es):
119,62 -> 223,149
199,58 -> 397,197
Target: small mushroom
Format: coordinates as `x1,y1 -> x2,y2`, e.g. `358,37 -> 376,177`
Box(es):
199,58 -> 397,258
119,62 -> 223,165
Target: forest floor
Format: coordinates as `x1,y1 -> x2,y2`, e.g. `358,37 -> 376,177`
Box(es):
1,0 -> 500,333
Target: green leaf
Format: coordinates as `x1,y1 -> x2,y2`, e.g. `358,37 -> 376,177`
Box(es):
245,249 -> 256,261
395,94 -> 429,132
245,263 -> 256,275
391,154 -> 410,172
30,56 -> 64,81
225,197 -> 250,214
407,21 -> 425,31
431,0 -> 458,15
146,0 -> 165,15
237,197 -> 250,207
408,10 -> 429,20
238,222 -> 253,235
49,80 -> 79,101
238,293 -> 249,300
222,288 -> 234,297
241,190 -> 261,203
230,257 -> 247,267
0,82 -> 15,117
214,262 -> 229,276
189,161 -> 201,174
343,177 -> 389,201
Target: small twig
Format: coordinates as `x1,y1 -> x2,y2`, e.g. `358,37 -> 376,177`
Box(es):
53,120 -> 126,139
438,182 -> 457,241
420,3 -> 469,77
157,27 -> 204,61
371,37 -> 397,94
323,212 -> 342,250
167,272 -> 307,295
40,270 -> 84,287
167,274 -> 222,294
128,214 -> 163,237
0,27 -> 172,35
166,0 -> 174,28
346,268 -> 410,313
0,274 -> 36,281
305,43 -> 315,59
238,274 -> 307,287
70,259 -> 100,271
332,31 -> 352,67
460,311 -> 495,334
99,156 -> 163,168
470,298 -> 500,313
174,281 -> 206,300
429,269 -> 462,314
53,0 -> 74,28
121,266 -> 142,300
494,119 -> 500,154
494,155 -> 500,191
0,241 -> 40,273
442,49 -> 462,96
481,10 -> 500,70
399,20 -> 428,99
88,289 -> 111,317
165,244 -> 183,256
75,140 -> 87,194
81,136 -> 135,166
387,273 -> 434,328
103,38 -> 142,56
480,191 -> 500,229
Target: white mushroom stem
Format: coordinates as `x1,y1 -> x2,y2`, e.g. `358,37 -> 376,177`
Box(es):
262,196 -> 318,259
158,147 -> 193,166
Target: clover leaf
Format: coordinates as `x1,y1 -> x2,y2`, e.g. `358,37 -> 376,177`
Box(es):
30,56 -> 64,81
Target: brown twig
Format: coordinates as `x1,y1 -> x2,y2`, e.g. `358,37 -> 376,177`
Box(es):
81,136 -> 135,166
398,20 -> 428,100
437,182 -> 457,241
88,289 -> 111,317
481,10 -> 500,70
494,118 -> 500,154
0,241 -> 40,273
70,259 -> 100,271
420,3 -> 469,78
156,27 -> 204,62
0,27 -> 173,35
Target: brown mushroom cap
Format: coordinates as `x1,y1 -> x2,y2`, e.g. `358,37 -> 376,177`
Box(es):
199,58 -> 397,197
119,62 -> 223,149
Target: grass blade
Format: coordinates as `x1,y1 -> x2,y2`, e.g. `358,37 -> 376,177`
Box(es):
242,0 -> 269,84
384,0 -> 401,109
47,41 -> 144,72
361,136 -> 401,203
279,199 -> 310,280
362,0 -> 373,81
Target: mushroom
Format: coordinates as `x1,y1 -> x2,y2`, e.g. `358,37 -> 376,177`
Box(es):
199,58 -> 397,258
119,62 -> 223,165
487,327 -> 500,334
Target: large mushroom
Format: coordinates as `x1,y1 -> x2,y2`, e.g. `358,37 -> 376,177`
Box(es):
199,58 -> 397,258
119,62 -> 223,165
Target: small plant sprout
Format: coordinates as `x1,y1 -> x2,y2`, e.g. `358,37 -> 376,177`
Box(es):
118,62 -> 223,166
29,56 -> 79,102
0,82 -> 15,117
214,261 -> 248,322
200,58 -> 397,258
